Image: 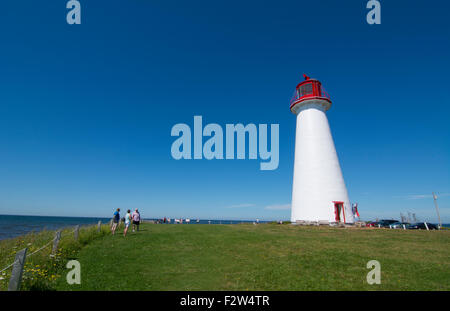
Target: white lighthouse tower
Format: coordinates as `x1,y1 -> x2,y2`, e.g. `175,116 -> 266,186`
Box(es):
290,74 -> 354,225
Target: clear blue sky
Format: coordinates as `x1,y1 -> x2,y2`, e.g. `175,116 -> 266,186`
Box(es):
0,1 -> 449,222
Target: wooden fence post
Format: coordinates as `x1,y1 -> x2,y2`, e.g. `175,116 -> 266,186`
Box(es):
97,220 -> 102,232
74,225 -> 80,241
8,248 -> 28,291
52,231 -> 61,255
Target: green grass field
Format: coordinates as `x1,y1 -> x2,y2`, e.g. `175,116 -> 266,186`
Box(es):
49,223 -> 450,291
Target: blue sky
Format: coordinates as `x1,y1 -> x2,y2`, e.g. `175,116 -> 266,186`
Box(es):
0,0 -> 449,222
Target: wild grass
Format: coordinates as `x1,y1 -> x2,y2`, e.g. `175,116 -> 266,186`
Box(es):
0,223 -> 110,290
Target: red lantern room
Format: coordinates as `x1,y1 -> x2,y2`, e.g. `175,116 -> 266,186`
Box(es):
290,74 -> 332,114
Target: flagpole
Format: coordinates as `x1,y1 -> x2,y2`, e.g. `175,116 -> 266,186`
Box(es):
432,192 -> 442,229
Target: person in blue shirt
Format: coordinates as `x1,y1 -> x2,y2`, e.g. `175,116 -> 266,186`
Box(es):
111,208 -> 120,235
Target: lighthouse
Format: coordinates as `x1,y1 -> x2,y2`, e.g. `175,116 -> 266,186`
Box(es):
290,75 -> 354,225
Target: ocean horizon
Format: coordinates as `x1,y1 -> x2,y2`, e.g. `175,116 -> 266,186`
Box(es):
0,214 -> 270,240
0,214 -> 113,240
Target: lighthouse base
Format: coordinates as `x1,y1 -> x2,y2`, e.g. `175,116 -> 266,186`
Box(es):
290,220 -> 356,228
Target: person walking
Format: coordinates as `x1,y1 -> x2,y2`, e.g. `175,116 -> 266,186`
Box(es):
124,209 -> 132,237
111,208 -> 120,235
132,209 -> 141,232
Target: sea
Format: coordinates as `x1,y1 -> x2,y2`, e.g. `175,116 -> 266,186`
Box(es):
0,215 -> 268,240
0,215 -> 113,240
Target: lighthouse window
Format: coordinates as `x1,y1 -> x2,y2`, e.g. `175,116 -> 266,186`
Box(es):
299,83 -> 313,97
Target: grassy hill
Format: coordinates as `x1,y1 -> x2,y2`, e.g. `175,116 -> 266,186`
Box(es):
50,223 -> 449,291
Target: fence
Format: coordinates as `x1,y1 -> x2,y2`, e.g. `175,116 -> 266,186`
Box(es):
0,220 -> 110,291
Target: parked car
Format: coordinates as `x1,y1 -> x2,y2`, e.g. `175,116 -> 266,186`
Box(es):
378,219 -> 399,228
366,221 -> 379,227
407,222 -> 438,230
389,222 -> 410,229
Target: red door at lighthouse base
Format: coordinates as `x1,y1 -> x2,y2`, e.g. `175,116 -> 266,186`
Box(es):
333,201 -> 345,223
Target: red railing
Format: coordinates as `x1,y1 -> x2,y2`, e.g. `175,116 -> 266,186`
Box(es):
289,80 -> 331,107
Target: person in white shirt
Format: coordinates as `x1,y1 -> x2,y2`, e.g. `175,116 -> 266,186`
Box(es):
132,209 -> 141,232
